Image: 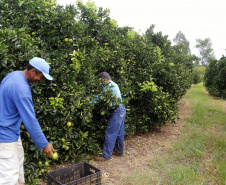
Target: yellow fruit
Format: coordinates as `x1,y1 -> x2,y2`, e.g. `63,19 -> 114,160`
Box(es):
138,144 -> 141,147
64,38 -> 68,42
101,111 -> 105,116
44,161 -> 49,167
21,125 -> 25,130
38,161 -> 42,166
67,122 -> 72,127
52,152 -> 58,160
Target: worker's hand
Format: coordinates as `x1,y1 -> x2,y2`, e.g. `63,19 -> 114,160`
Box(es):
43,143 -> 55,158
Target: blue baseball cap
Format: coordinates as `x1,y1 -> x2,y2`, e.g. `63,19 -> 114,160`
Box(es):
29,57 -> 53,80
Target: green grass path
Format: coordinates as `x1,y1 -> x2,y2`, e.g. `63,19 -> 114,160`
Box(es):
126,83 -> 226,185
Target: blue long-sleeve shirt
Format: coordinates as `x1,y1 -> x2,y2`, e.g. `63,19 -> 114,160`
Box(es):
0,71 -> 49,149
90,81 -> 123,106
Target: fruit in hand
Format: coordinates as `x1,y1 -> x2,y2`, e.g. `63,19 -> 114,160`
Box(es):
52,152 -> 58,160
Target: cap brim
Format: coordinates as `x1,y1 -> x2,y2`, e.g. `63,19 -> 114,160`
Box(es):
43,73 -> 53,80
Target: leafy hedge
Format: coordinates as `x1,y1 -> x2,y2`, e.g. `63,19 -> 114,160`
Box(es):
0,0 -> 193,183
204,57 -> 226,98
192,65 -> 206,84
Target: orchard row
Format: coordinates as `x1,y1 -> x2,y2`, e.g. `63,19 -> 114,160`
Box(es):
0,0 -> 196,182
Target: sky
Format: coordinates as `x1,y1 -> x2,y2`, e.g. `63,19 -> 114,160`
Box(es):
57,0 -> 226,59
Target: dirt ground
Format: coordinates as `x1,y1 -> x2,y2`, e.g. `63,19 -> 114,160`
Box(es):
40,97 -> 190,185
91,97 -> 190,185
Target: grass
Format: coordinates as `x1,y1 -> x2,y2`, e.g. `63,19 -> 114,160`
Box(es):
124,83 -> 226,185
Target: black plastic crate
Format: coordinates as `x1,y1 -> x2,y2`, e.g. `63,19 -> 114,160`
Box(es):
47,162 -> 101,185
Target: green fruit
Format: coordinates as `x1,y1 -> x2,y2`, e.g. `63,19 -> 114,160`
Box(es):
67,122 -> 72,127
38,161 -> 42,166
52,152 -> 58,160
36,99 -> 40,103
101,111 -> 105,116
44,161 -> 49,167
65,146 -> 69,150
69,39 -> 73,43
40,169 -> 45,173
61,138 -> 65,143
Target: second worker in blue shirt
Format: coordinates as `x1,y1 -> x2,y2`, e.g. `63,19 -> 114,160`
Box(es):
91,72 -> 126,161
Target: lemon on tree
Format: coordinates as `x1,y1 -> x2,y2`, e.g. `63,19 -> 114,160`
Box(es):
21,125 -> 25,130
67,121 -> 72,127
38,161 -> 42,166
44,161 -> 49,167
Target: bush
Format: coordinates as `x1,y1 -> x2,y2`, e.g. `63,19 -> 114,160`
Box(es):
204,57 -> 226,98
0,0 -> 193,183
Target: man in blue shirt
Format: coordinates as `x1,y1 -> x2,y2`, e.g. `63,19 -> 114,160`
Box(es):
92,72 -> 126,161
0,57 -> 55,184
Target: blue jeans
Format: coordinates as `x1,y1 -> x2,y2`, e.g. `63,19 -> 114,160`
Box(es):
102,106 -> 126,159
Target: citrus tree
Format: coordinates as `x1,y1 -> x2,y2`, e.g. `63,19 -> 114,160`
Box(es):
204,56 -> 226,98
0,0 -> 194,183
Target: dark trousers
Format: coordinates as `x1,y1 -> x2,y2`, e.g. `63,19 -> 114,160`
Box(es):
102,106 -> 126,159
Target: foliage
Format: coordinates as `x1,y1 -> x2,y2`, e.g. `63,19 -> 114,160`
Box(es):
173,31 -> 191,55
195,38 -> 215,65
0,0 -> 194,183
192,65 -> 206,84
204,57 -> 226,98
